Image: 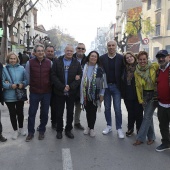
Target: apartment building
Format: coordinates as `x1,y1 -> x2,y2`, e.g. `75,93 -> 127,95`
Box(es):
142,0 -> 170,60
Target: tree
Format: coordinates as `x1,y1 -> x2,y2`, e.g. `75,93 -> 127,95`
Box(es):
115,32 -> 131,53
0,0 -> 63,63
125,8 -> 154,45
47,26 -> 78,56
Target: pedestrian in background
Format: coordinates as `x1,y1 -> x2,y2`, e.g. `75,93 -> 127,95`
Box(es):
100,40 -> 125,138
25,44 -> 52,142
133,51 -> 159,146
73,43 -> 87,130
121,51 -> 143,137
0,62 -> 7,142
2,52 -> 27,140
51,44 -> 82,139
80,51 -> 107,137
21,51 -> 29,67
155,50 -> 170,152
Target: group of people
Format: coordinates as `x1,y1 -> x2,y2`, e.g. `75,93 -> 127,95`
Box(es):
0,40 -> 170,152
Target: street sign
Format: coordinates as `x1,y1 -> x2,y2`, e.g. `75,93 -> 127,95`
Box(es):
143,38 -> 149,45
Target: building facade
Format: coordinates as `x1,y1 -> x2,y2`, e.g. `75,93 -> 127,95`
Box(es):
142,0 -> 170,60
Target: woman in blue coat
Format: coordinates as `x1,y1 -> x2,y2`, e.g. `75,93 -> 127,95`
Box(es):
2,52 -> 27,140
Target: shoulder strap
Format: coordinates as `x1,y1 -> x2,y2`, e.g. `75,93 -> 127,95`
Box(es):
6,66 -> 14,84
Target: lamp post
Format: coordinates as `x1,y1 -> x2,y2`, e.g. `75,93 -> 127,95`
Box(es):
26,24 -> 30,51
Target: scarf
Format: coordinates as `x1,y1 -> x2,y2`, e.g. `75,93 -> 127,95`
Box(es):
135,61 -> 154,89
81,63 -> 98,106
126,62 -> 137,85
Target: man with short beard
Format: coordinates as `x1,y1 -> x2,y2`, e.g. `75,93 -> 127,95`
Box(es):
73,43 -> 86,130
155,50 -> 170,152
100,40 -> 124,138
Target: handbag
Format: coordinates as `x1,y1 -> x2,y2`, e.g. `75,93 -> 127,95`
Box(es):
6,66 -> 27,101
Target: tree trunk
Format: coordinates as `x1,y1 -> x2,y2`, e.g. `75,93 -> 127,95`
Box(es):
0,3 -> 8,64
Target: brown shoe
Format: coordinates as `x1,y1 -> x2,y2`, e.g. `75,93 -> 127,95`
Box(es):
133,140 -> 143,146
25,134 -> 34,142
147,140 -> 154,145
38,133 -> 45,140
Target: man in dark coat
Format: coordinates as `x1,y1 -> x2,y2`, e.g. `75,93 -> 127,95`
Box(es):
51,44 -> 82,139
73,43 -> 86,130
100,40 -> 125,138
0,62 -> 7,142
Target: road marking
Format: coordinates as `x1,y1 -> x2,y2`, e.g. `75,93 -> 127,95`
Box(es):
62,148 -> 73,170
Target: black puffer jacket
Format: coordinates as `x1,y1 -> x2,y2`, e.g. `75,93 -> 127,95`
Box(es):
51,56 -> 82,96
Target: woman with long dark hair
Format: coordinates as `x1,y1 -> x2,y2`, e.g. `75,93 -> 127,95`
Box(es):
80,51 -> 107,137
122,51 -> 143,137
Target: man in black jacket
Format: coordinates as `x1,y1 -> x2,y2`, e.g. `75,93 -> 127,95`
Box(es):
73,43 -> 86,130
51,44 -> 82,139
0,62 -> 7,142
100,40 -> 124,139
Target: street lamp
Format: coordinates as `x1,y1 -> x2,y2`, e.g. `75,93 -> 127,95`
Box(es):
26,24 -> 30,51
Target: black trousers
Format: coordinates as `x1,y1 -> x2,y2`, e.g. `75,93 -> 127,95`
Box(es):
6,101 -> 24,131
157,105 -> 170,145
84,100 -> 97,129
50,93 -> 57,125
56,95 -> 75,132
124,99 -> 143,131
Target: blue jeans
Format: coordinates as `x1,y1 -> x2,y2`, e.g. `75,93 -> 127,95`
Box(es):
28,93 -> 51,135
136,91 -> 156,142
104,84 -> 122,129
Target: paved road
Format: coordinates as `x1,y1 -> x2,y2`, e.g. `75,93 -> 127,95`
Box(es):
0,101 -> 170,170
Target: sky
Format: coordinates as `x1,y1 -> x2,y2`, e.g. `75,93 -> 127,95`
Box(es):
36,0 -> 116,51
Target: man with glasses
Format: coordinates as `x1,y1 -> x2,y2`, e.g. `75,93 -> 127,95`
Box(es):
51,44 -> 82,139
155,50 -> 170,152
37,45 -> 58,131
25,44 -> 52,142
73,43 -> 86,130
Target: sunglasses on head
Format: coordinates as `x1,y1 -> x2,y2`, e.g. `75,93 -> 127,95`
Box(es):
77,47 -> 85,50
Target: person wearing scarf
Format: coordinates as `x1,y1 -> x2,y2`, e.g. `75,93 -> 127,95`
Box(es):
133,51 -> 159,146
121,52 -> 143,137
80,51 -> 107,137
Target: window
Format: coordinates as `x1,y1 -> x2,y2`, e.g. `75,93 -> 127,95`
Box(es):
168,9 -> 170,30
157,0 -> 161,9
155,12 -> 161,36
166,45 -> 170,54
147,0 -> 151,10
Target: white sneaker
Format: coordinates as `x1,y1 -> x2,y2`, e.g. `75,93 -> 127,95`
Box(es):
83,127 -> 90,135
18,128 -> 26,136
117,129 -> 124,139
12,131 -> 18,140
102,126 -> 112,135
90,129 -> 95,137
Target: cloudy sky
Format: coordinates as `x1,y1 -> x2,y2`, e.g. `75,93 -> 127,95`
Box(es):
36,0 -> 116,50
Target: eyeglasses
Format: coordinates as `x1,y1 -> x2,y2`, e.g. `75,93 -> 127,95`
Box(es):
77,47 -> 85,50
36,50 -> 44,53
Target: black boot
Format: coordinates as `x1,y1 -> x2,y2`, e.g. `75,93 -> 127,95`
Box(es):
0,134 -> 7,142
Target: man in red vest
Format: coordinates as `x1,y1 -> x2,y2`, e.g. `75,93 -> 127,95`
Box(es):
155,50 -> 170,152
25,44 -> 52,142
